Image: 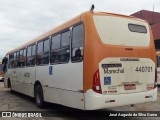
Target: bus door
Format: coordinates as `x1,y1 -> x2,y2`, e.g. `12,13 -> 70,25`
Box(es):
25,45 -> 36,97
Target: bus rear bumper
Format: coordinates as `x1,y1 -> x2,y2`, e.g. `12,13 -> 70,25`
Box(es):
84,88 -> 157,110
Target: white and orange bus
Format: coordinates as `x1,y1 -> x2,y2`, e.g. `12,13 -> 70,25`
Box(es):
3,10 -> 157,110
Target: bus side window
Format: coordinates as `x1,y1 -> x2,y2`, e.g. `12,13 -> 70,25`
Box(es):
59,30 -> 70,63
27,46 -> 31,66
50,34 -> 61,64
23,48 -> 26,66
2,57 -> 8,73
37,39 -> 49,65
18,49 -> 26,67
9,53 -> 14,68
13,52 -> 17,68
16,51 -> 19,67
37,41 -> 43,65
158,56 -> 160,67
32,45 -> 36,65
71,23 -> 84,62
42,39 -> 49,64
27,45 -> 36,66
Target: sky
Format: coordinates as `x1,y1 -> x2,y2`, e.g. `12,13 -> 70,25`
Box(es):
0,0 -> 159,60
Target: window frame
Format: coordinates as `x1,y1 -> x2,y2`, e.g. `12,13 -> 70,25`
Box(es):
71,22 -> 84,63
8,53 -> 14,69
36,37 -> 50,66
128,23 -> 147,33
51,34 -> 61,51
50,28 -> 71,65
18,48 -> 26,68
26,44 -> 36,67
157,55 -> 160,68
37,41 -> 43,55
61,29 -> 70,47
13,52 -> 18,68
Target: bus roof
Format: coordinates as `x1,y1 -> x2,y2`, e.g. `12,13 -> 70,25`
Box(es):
6,11 -> 146,55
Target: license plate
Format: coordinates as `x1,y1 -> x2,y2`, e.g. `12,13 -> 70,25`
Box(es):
124,84 -> 136,90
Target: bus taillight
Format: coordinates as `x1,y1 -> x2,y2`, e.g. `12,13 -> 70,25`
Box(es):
154,68 -> 157,89
92,70 -> 102,94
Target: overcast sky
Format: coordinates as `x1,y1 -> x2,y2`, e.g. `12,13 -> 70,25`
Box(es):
0,0 -> 159,60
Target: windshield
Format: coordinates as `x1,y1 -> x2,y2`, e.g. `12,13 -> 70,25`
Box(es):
93,15 -> 150,47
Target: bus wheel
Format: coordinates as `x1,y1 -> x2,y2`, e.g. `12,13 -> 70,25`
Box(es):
34,84 -> 45,108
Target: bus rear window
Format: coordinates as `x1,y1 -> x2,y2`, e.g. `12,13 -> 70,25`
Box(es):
128,24 -> 147,33
93,15 -> 150,47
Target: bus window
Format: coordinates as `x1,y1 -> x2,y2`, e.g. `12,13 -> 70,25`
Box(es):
157,56 -> 160,68
59,30 -> 70,63
23,48 -> 26,66
51,34 -> 61,64
52,34 -> 61,50
128,24 -> 147,33
16,51 -> 19,58
71,23 -> 84,62
37,39 -> 49,65
32,45 -> 36,56
13,52 -> 17,68
37,41 -> 43,54
93,16 -> 150,47
16,51 -> 20,67
43,39 -> 49,64
8,54 -> 13,68
50,30 -> 70,64
20,49 -> 23,56
27,45 -> 35,66
19,49 -> 24,67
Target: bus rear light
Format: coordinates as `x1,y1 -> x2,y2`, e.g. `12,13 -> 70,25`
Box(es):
92,70 -> 102,94
154,68 -> 157,89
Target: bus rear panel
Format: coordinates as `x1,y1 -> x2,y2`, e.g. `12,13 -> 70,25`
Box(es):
83,13 -> 157,110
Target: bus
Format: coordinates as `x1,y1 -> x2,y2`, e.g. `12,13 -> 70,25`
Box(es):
3,10 -> 157,110
0,62 -> 4,81
156,51 -> 160,85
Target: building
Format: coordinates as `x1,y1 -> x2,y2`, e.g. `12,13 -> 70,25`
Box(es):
131,10 -> 160,50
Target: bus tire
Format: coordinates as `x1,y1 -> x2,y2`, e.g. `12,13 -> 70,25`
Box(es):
34,84 -> 45,108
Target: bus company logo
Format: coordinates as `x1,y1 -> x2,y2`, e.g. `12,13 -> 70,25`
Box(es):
104,68 -> 124,74
102,64 -> 122,68
120,58 -> 139,61
104,77 -> 111,85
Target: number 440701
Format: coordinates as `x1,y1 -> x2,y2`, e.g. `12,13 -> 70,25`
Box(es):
135,66 -> 153,72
